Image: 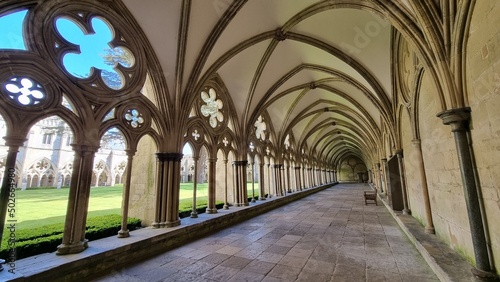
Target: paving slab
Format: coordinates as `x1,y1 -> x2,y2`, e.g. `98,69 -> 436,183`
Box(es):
89,183 -> 440,281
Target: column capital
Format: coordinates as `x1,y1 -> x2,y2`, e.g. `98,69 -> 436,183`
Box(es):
2,135 -> 27,147
411,139 -> 421,145
71,144 -> 100,155
381,158 -> 387,163
233,160 -> 248,166
437,107 -> 471,131
156,152 -> 183,162
125,149 -> 137,156
294,166 -> 301,170
394,149 -> 403,158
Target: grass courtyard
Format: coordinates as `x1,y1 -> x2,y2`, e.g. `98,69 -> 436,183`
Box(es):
11,182 -> 259,230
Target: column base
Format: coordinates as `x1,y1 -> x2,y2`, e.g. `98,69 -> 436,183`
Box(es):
165,219 -> 181,227
223,204 -> 229,210
152,222 -> 160,228
424,226 -> 435,234
56,239 -> 88,255
117,229 -> 130,238
259,197 -> 266,200
471,267 -> 499,281
403,209 -> 412,215
251,198 -> 256,203
190,211 -> 198,218
205,208 -> 218,214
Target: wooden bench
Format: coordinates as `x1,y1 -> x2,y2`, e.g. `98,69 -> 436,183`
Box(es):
364,188 -> 377,205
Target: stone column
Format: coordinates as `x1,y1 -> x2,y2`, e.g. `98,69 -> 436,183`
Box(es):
0,137 -> 25,250
411,139 -> 435,234
164,153 -> 183,227
311,168 -> 316,186
233,160 -> 248,206
394,149 -> 411,215
118,149 -> 136,238
301,166 -> 306,188
259,163 -> 266,200
267,163 -> 272,198
308,168 -> 313,187
333,170 -> 337,182
57,144 -> 98,255
437,107 -> 495,277
295,167 -> 301,191
302,166 -> 307,188
286,164 -> 292,193
274,164 -> 283,196
191,156 -> 199,218
153,153 -> 166,227
223,159 -> 229,209
250,159 -> 256,203
206,158 -> 217,213
281,165 -> 286,195
272,165 -> 278,196
381,159 -> 388,195
279,165 -> 284,194
232,161 -> 239,204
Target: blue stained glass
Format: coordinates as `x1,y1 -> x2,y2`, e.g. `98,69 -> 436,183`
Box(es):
0,10 -> 28,50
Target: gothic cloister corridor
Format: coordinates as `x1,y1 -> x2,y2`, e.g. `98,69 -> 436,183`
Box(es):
1,0 -> 499,280
91,183 -> 438,282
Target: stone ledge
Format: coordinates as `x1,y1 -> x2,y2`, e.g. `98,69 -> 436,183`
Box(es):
1,183 -> 336,282
376,189 -> 483,282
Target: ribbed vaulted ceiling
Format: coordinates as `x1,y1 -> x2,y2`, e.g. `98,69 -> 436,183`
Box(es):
122,0 -> 397,165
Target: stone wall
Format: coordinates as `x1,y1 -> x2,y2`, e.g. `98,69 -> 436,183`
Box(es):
466,0 -> 500,271
129,135 -> 158,226
418,70 -> 474,262
400,107 -> 422,221
338,156 -> 366,182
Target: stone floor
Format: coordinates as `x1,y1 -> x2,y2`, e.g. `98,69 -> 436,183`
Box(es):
90,183 -> 438,282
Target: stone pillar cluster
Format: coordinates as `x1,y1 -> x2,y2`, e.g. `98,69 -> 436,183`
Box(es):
57,144 -> 99,255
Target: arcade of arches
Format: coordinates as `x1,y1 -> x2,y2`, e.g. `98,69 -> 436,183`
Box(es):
0,0 -> 499,279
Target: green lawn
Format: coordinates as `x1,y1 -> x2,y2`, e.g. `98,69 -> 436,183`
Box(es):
14,186 -> 123,230
11,182 -> 260,230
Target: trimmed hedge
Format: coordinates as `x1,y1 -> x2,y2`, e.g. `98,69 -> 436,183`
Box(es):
1,197 -> 263,260
0,214 -> 142,260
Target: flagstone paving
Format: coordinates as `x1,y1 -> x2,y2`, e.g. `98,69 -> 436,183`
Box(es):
91,183 -> 438,281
